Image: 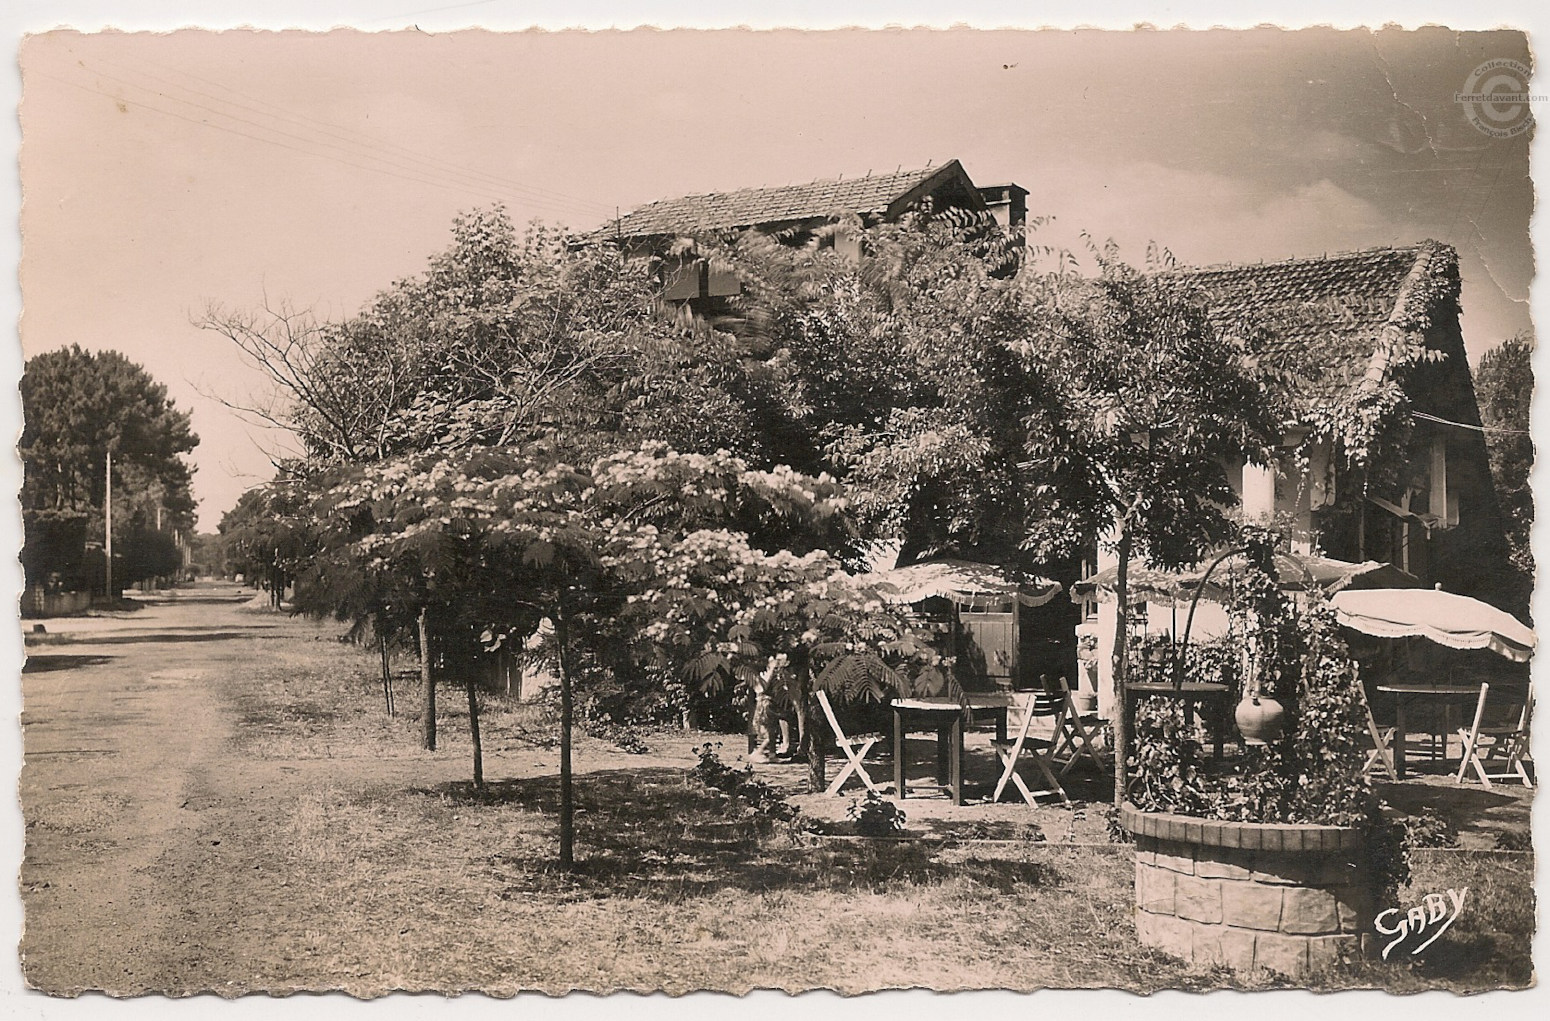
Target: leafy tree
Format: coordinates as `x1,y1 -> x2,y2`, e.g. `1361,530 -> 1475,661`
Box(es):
218,484 -> 317,607
201,209 -> 679,464
1013,246 -> 1285,807
21,346 -> 198,514
1475,332 -> 1534,610
19,510 -> 91,593
187,531 -> 230,578
20,346 -> 199,590
119,527 -> 184,586
619,209 -> 1065,584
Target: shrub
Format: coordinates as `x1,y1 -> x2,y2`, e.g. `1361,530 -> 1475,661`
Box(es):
1403,808 -> 1460,849
1129,631 -> 1243,698
1104,805 -> 1133,844
1019,822 -> 1048,843
581,716 -> 651,755
846,790 -> 906,837
1494,828 -> 1532,852
1363,812 -> 1414,906
690,742 -> 797,822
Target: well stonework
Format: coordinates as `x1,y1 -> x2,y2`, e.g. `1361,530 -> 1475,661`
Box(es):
1120,803 -> 1371,977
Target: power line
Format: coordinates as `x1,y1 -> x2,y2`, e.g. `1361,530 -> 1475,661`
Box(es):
1411,410 -> 1528,436
102,53 -> 616,218
69,59 -> 609,222
1440,147 -> 1485,242
40,63 -> 609,224
32,68 -> 553,212
1455,158 -> 1510,248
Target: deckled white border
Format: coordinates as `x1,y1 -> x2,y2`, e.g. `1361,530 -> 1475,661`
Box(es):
1,4 -> 1544,1020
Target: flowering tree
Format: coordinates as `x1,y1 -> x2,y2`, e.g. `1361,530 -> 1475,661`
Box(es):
614,528 -> 943,790
298,440 -> 933,867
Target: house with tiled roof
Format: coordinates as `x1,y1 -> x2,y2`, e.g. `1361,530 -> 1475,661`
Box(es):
1078,239 -> 1515,716
600,160 -> 1026,301
1180,240 -> 1509,596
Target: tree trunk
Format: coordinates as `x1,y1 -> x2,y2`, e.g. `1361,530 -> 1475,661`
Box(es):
465,668 -> 484,790
378,631 -> 395,716
1112,526 -> 1133,811
419,607 -> 436,751
797,659 -> 825,793
555,602 -> 576,870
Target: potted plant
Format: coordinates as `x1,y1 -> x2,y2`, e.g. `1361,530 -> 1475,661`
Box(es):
1119,530 -> 1409,978
1074,630 -> 1102,714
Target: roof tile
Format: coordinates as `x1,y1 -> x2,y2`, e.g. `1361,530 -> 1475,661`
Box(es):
601,165 -> 945,238
1176,242 -> 1447,405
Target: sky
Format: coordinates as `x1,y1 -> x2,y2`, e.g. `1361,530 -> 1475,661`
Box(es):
13,16 -> 1540,536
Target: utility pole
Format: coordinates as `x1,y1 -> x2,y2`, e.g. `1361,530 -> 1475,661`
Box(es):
104,450 -> 113,599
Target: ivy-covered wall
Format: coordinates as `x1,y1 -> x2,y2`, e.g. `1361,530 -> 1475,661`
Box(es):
1406,312 -> 1519,611
1311,280 -> 1517,612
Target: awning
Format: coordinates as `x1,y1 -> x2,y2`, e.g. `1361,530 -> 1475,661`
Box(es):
1329,589 -> 1536,663
857,558 -> 1063,611
1071,552 -> 1421,606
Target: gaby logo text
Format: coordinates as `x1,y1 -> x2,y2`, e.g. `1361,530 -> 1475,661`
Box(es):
1374,888 -> 1467,960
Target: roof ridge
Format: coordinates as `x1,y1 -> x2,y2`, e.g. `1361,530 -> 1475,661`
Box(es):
598,161 -> 965,238
1178,241 -> 1431,276
631,162 -> 942,210
1358,239 -> 1453,393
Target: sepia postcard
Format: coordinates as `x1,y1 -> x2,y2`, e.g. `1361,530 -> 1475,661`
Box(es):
6,3 -> 1544,1013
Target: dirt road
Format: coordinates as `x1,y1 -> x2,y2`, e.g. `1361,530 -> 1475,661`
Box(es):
19,584 -> 327,995
18,581 -> 728,996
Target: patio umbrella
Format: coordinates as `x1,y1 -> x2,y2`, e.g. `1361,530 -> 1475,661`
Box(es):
856,558 -> 1063,611
1329,589 -> 1536,663
1070,552 -> 1420,606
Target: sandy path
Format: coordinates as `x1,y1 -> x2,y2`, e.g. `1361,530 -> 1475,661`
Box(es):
17,582 -> 728,996
19,585 -> 301,995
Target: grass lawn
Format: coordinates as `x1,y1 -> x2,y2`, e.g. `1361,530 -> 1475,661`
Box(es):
165,626 -> 1541,994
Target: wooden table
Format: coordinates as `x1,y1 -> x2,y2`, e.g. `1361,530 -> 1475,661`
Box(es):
890,695 -> 1014,806
1125,682 -> 1231,759
1376,683 -> 1482,779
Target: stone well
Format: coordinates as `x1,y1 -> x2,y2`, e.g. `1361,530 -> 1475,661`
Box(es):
1119,803 -> 1372,977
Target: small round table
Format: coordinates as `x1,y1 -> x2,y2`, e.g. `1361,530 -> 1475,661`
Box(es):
890,695 -> 1014,805
1375,683 -> 1482,779
1125,682 -> 1231,759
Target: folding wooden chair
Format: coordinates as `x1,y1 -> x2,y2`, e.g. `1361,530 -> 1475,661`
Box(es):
1357,682 -> 1398,781
814,690 -> 884,796
1051,674 -> 1110,775
1456,682 -> 1534,789
991,691 -> 1070,806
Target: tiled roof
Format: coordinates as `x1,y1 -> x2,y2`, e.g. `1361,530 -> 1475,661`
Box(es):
601,164 -> 954,239
1176,241 -> 1453,405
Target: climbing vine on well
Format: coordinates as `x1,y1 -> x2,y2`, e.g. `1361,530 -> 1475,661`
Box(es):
1127,529 -> 1410,901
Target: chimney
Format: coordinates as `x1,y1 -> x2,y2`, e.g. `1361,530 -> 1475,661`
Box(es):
976,183 -> 1028,233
